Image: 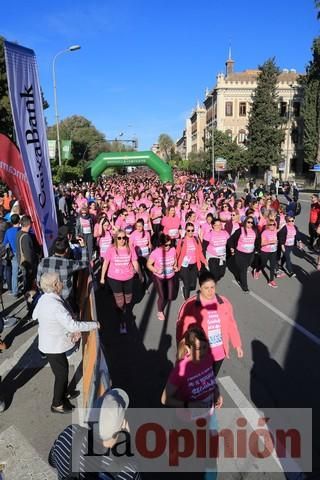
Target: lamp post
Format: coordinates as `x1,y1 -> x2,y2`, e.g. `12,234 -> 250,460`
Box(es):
206,93 -> 216,180
52,45 -> 81,167
284,84 -> 294,181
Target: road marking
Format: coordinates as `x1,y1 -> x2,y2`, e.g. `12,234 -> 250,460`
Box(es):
232,280 -> 320,347
219,376 -> 305,478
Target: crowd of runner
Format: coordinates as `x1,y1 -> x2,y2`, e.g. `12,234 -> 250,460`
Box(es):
0,170 -> 320,478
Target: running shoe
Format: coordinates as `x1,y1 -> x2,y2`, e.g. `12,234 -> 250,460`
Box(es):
288,272 -> 296,278
275,271 -> 286,279
242,288 -> 250,294
157,311 -> 165,321
268,281 -> 278,288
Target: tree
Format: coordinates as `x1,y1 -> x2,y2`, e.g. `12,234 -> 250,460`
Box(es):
300,37 -> 320,165
315,0 -> 320,19
158,133 -> 174,161
204,129 -> 247,173
246,58 -> 284,169
187,151 -> 210,175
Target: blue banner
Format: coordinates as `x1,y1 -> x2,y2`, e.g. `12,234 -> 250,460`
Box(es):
4,41 -> 57,255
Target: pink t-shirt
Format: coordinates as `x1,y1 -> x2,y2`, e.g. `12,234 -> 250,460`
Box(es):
129,230 -> 150,257
181,237 -> 197,266
285,224 -> 296,246
149,247 -> 176,279
99,232 -> 113,259
137,212 -> 151,231
261,229 -> 278,253
168,353 -> 216,402
237,228 -> 256,254
207,230 -> 230,257
150,206 -> 163,225
201,222 -> 213,242
105,246 -> 137,281
201,298 -> 225,361
161,216 -> 180,239
115,216 -> 127,230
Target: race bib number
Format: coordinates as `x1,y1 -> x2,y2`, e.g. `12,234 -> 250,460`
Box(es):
215,246 -> 226,256
208,328 -> 223,347
286,238 -> 294,246
139,246 -> 149,257
168,228 -> 178,237
83,226 -> 91,234
269,244 -> 277,252
243,243 -> 254,252
182,256 -> 189,267
164,267 -> 173,275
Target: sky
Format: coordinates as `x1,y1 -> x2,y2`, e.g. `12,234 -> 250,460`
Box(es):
2,0 -> 319,150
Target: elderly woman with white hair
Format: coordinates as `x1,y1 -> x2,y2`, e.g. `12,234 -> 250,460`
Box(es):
32,272 -> 99,414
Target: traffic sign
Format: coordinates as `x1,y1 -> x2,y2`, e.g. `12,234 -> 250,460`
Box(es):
215,157 -> 227,172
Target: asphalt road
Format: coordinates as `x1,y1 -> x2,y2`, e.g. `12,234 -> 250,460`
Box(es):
0,191 -> 319,479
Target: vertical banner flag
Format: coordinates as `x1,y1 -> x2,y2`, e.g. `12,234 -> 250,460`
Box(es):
61,139 -> 72,160
4,41 -> 58,255
48,140 -> 56,160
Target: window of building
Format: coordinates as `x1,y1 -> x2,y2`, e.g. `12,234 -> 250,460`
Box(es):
239,102 -> 246,117
225,130 -> 233,140
280,102 -> 287,117
238,130 -> 246,144
225,101 -> 233,116
293,102 -> 300,117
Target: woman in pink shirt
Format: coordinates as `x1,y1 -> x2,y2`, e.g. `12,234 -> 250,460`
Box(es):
124,203 -> 136,235
129,219 -> 151,283
100,230 -> 143,334
199,213 -> 214,255
176,223 -> 207,299
114,209 -> 128,231
161,206 -> 181,243
255,221 -> 279,288
206,219 -> 230,282
147,234 -> 178,321
218,203 -> 232,227
150,199 -> 163,246
93,216 -> 115,260
137,204 -> 152,233
161,326 -> 222,410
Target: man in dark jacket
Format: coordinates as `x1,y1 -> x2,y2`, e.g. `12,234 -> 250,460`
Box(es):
16,215 -> 38,292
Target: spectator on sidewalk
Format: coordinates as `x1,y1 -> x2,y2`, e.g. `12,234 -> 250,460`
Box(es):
37,236 -> 89,305
48,388 -> 141,478
16,215 -> 38,293
3,213 -> 20,297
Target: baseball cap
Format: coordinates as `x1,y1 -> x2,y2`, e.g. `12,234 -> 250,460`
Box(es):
98,388 -> 129,441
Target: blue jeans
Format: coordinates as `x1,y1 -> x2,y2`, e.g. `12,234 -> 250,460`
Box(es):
11,255 -> 19,295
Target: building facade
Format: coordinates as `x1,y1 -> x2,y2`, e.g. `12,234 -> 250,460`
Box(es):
182,54 -> 303,178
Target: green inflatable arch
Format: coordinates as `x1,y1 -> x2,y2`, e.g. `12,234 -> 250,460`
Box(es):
85,151 -> 173,183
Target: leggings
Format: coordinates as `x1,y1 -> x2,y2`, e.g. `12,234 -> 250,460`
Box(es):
280,246 -> 294,274
259,251 -> 277,281
108,277 -> 134,311
179,264 -> 198,299
208,257 -> 226,282
152,274 -> 176,312
46,353 -> 69,407
235,251 -> 253,291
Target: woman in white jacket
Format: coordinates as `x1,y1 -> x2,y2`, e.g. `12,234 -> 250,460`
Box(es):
33,272 -> 99,414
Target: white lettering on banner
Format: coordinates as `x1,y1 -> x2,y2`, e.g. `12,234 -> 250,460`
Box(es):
0,160 -> 27,182
4,41 -> 58,255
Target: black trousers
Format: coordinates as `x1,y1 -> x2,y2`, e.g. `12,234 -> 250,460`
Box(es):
208,257 -> 226,282
234,251 -> 253,291
152,274 -> 177,312
259,251 -> 277,281
46,353 -> 69,407
309,222 -> 317,247
179,264 -> 198,299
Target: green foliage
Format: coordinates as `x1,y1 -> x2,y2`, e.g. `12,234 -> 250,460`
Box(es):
158,133 -> 175,161
187,151 -> 210,174
204,129 -> 247,172
52,164 -> 85,183
0,37 -> 14,137
246,58 -> 285,168
300,37 -> 320,164
316,0 -> 320,19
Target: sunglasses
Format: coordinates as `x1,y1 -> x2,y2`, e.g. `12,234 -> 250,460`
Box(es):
268,223 -> 276,226
247,221 -> 254,224
187,229 -> 194,232
165,243 -> 171,247
288,219 -> 295,222
231,214 -> 236,217
223,205 -> 228,208
117,236 -> 126,240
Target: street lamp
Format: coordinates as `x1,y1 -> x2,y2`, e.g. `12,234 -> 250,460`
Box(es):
52,45 -> 81,167
284,84 -> 294,181
206,93 -> 216,180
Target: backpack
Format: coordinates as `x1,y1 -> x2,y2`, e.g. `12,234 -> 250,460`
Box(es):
295,201 -> 301,216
